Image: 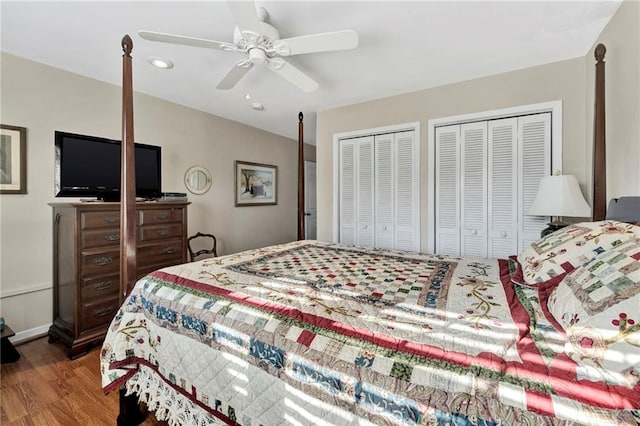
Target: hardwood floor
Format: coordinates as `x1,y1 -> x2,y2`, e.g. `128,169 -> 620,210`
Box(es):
1,337 -> 167,425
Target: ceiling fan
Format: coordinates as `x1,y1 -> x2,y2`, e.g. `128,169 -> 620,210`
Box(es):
138,1 -> 359,92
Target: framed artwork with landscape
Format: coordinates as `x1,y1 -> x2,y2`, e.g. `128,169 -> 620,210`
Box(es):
0,124 -> 27,194
235,160 -> 277,206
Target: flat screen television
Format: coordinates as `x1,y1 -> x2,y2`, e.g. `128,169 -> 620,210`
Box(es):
54,131 -> 161,201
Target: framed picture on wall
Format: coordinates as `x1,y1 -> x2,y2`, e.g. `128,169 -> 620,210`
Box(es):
0,124 -> 27,194
235,160 -> 277,206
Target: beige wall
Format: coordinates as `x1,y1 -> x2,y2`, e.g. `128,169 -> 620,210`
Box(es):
316,57 -> 588,249
585,0 -> 640,200
0,53 -> 314,336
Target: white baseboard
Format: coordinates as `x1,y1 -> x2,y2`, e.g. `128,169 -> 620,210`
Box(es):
9,323 -> 51,344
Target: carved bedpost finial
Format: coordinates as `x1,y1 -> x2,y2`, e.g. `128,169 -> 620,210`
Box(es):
298,112 -> 303,123
595,43 -> 606,63
122,35 -> 133,57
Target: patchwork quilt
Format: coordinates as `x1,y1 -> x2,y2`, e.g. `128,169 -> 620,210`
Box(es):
101,240 -> 640,426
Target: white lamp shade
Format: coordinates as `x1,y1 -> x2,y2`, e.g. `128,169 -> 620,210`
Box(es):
528,174 -> 591,217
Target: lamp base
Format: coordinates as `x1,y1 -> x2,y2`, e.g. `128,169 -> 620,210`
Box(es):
540,221 -> 569,237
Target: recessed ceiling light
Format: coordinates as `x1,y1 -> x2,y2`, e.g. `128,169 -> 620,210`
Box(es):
148,57 -> 174,69
250,102 -> 265,111
245,93 -> 252,100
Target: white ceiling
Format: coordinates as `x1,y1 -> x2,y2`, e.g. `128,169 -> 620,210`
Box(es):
1,1 -> 621,144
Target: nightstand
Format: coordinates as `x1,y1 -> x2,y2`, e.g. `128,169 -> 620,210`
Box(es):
0,324 -> 20,363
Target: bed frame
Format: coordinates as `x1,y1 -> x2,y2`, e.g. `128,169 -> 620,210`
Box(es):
114,35 -> 609,424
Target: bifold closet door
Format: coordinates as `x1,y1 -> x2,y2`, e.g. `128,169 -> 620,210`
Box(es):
374,133 -> 395,249
340,131 -> 418,251
460,122 -> 488,257
435,126 -> 460,256
394,131 -> 418,251
340,136 -> 374,247
488,118 -> 518,258
435,112 -> 551,258
356,137 -> 375,247
518,113 -> 551,252
339,140 -> 356,245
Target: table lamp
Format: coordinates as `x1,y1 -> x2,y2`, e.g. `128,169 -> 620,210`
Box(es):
528,172 -> 591,237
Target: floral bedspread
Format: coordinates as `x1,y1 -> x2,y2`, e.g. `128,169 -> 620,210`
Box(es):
101,240 -> 640,426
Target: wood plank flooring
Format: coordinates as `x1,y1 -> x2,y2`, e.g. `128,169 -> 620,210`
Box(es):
1,337 -> 167,425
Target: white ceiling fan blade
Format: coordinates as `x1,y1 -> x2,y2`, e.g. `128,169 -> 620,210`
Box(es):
267,59 -> 319,93
226,1 -> 262,34
276,30 -> 358,56
216,62 -> 254,90
138,30 -> 232,50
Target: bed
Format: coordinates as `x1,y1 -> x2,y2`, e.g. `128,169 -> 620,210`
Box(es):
102,38 -> 640,425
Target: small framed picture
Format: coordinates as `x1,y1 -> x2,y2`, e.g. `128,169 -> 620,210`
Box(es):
235,160 -> 277,206
0,125 -> 27,194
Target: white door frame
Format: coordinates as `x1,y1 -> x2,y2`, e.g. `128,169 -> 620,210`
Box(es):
332,121 -> 420,245
427,100 -> 563,253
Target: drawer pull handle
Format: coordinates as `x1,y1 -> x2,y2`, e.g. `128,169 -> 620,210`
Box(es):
93,257 -> 113,266
156,214 -> 169,220
104,234 -> 120,241
95,281 -> 114,290
157,229 -> 169,236
103,217 -> 118,224
94,307 -> 114,317
164,247 -> 177,254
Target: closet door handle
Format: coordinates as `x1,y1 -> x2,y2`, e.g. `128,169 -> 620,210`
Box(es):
382,226 -> 387,231
500,232 -> 507,238
471,230 -> 478,236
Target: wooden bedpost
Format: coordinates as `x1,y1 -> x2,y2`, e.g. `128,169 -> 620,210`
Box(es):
118,34 -> 145,426
120,34 -> 137,299
592,43 -> 606,221
297,112 -> 305,240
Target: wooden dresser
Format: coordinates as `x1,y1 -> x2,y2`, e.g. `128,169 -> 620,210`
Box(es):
48,201 -> 189,358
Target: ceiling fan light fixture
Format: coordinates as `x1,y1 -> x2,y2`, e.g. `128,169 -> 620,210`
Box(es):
148,57 -> 174,69
248,48 -> 267,64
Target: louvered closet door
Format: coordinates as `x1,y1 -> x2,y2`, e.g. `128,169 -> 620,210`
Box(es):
488,118 -> 518,258
394,131 -> 418,251
375,133 -> 395,249
339,140 -> 356,245
518,113 -> 551,252
356,136 -> 375,247
435,126 -> 460,256
461,122 -> 488,257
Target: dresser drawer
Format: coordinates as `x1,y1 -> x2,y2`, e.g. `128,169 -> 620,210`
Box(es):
138,239 -> 183,268
81,249 -> 120,277
82,229 -> 121,249
81,296 -> 120,330
81,274 -> 119,302
139,223 -> 182,242
139,209 -> 183,225
80,211 -> 121,230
